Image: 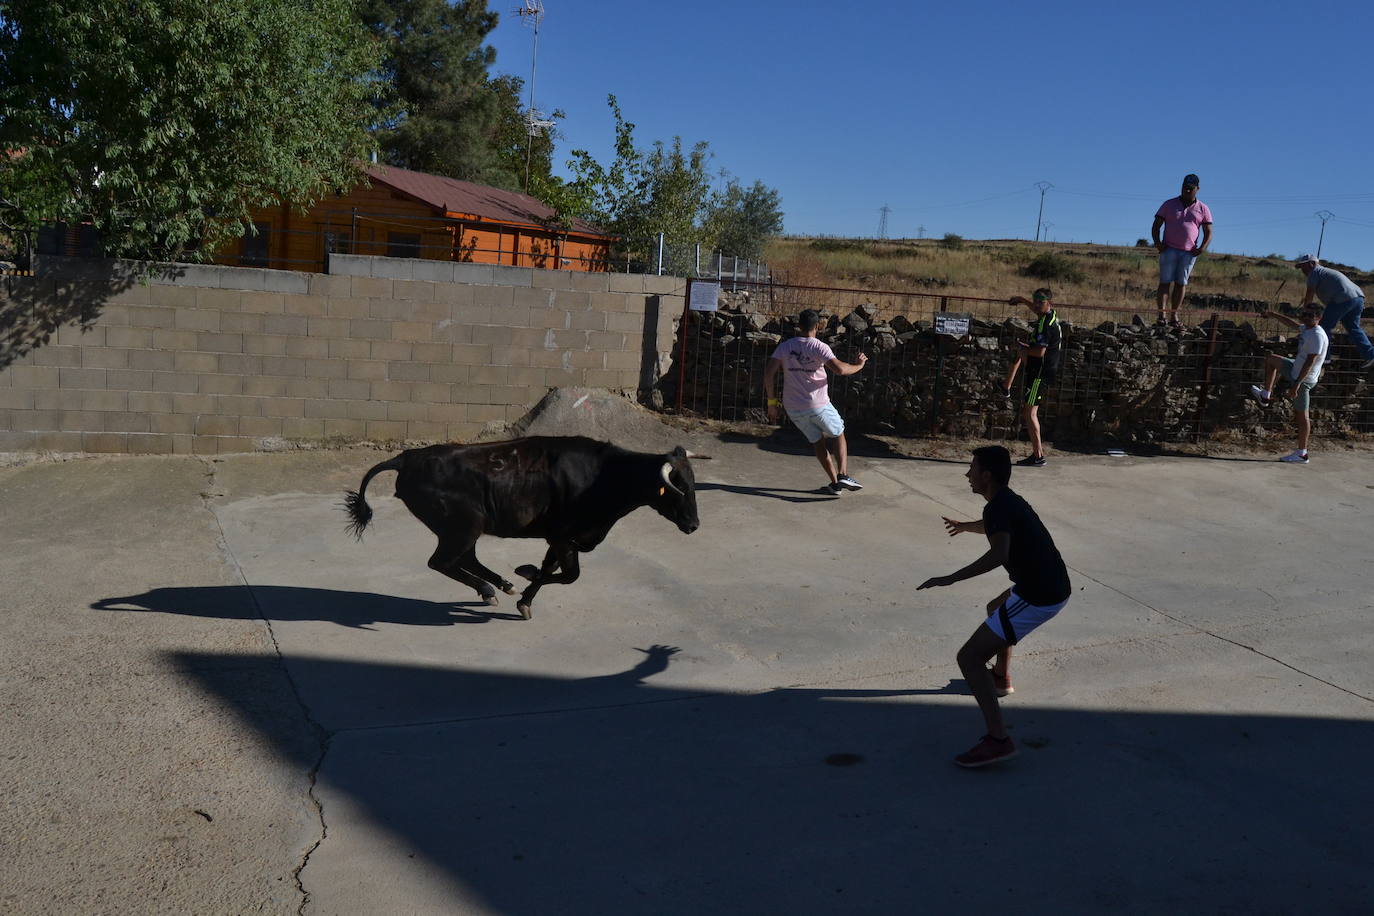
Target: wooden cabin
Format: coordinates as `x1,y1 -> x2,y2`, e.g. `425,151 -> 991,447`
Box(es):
217,164 -> 613,273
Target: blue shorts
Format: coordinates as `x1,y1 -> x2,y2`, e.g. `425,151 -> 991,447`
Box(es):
984,589 -> 1068,646
786,403 -> 845,443
1159,247 -> 1198,285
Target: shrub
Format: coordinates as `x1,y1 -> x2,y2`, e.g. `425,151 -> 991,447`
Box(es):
1023,252 -> 1086,283
939,233 -> 964,250
1135,238 -> 1152,247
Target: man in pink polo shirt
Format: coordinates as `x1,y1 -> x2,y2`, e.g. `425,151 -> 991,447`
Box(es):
763,309 -> 869,494
1151,173 -> 1213,327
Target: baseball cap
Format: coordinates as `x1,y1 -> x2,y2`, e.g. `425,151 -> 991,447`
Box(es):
1295,253 -> 1319,266
1182,174 -> 1200,188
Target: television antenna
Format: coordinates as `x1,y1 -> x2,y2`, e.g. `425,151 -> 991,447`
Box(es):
515,1 -> 547,190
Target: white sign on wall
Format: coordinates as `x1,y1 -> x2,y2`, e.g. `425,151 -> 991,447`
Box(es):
933,312 -> 971,337
689,281 -> 721,312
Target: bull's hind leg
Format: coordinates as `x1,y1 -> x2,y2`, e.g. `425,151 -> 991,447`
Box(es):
515,544 -> 580,620
461,549 -> 517,595
428,537 -> 501,606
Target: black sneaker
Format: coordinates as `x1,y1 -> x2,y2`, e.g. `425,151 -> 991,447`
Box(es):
1015,454 -> 1046,467
826,482 -> 844,495
836,474 -> 863,491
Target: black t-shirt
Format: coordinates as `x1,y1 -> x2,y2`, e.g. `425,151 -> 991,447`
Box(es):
982,488 -> 1071,605
1028,310 -> 1062,380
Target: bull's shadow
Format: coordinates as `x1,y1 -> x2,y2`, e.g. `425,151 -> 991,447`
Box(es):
92,585 -> 525,629
174,648 -> 1374,914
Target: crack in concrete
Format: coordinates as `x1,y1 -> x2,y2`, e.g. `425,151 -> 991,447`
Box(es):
195,457 -> 332,916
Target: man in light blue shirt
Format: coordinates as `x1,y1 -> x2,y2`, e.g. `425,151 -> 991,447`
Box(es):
1295,254 -> 1374,369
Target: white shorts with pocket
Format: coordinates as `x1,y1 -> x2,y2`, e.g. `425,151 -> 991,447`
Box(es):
984,588 -> 1068,645
786,403 -> 845,443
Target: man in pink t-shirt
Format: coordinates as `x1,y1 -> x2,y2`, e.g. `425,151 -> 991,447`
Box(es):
763,309 -> 869,494
1151,173 -> 1213,327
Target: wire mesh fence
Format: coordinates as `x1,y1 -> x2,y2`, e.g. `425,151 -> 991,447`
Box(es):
665,278 -> 1374,447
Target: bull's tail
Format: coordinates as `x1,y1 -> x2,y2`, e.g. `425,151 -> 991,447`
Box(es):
343,455 -> 405,540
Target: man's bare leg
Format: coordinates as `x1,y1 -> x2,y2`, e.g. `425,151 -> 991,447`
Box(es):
1295,408 -> 1311,452
1169,283 -> 1186,323
829,433 -> 849,478
1001,356 -> 1023,392
957,625 -> 1010,739
985,589 -> 1012,680
812,439 -> 838,484
1024,403 -> 1043,458
1156,283 -> 1171,323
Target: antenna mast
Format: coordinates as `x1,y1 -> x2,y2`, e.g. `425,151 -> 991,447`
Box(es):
515,1 -> 551,192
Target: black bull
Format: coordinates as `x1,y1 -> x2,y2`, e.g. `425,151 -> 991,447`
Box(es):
344,436 -> 705,619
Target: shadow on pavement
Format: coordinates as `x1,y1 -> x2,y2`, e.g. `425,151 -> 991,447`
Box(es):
92,585 -> 525,629
172,647 -> 1373,913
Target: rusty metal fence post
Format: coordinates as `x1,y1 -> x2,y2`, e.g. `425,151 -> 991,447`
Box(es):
1192,312 -> 1222,442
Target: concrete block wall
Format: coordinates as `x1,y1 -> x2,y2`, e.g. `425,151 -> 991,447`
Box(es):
0,256 -> 685,454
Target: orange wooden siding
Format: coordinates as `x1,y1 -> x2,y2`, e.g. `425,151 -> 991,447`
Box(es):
214,181 -> 611,273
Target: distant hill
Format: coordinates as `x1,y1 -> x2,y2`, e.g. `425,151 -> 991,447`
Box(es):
764,236 -> 1371,314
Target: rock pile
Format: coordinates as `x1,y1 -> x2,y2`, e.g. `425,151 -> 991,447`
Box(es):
662,303 -> 1374,445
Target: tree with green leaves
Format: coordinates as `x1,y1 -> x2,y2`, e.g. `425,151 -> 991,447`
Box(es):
361,0 -> 505,182
486,73 -> 562,194
556,95 -> 783,271
0,0 -> 385,264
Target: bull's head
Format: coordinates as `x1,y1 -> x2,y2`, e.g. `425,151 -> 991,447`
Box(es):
653,445 -> 704,534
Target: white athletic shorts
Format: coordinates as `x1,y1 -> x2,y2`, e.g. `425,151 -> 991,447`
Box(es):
786,403 -> 845,443
984,589 -> 1068,646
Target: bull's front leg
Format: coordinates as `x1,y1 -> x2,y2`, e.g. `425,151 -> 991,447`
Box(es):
514,543 -> 580,620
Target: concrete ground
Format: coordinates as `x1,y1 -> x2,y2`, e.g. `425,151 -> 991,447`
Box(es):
2,429 -> 1372,914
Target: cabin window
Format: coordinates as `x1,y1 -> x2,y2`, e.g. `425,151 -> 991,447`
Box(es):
387,232 -> 422,259
241,222 -> 271,267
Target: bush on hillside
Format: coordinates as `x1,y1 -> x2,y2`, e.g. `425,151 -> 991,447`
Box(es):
1023,252 -> 1086,283
1135,238 -> 1151,247
939,233 -> 964,250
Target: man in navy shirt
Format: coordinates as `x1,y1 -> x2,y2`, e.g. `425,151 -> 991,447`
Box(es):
919,446 -> 1072,767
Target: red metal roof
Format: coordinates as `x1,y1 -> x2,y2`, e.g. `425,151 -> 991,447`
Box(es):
364,164 -> 608,238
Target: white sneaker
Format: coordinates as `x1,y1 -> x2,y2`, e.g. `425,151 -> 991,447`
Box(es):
836,474 -> 863,491
1279,450 -> 1309,464
1247,385 -> 1272,406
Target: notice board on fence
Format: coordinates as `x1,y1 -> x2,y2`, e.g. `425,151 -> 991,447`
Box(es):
933,312 -> 971,337
689,281 -> 720,312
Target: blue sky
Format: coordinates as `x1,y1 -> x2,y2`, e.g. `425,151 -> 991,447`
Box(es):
484,0 -> 1374,268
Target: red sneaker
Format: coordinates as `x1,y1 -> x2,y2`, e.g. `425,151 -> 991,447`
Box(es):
954,735 -> 1018,768
989,668 -> 1013,698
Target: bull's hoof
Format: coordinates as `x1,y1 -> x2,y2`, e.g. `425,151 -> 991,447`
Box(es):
514,564 -> 540,581
517,601 -> 532,620
499,580 -> 517,595
483,593 -> 500,607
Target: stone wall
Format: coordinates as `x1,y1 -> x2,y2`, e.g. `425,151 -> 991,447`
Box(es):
665,302 -> 1374,445
0,255 -> 682,454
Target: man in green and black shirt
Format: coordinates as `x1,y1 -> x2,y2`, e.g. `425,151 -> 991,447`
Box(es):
996,287 -> 1062,467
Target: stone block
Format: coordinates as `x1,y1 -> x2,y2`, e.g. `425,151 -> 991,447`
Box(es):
370,380 -> 413,401
265,314 -> 308,336
489,345 -> 532,367
104,411 -> 151,432
286,378 -> 328,398
370,340 -> 413,361
325,297 -> 370,319
431,363 -> 469,384
58,367 -> 107,389
174,352 -> 220,374
195,288 -> 244,312
175,308 -> 221,332
328,378 -> 371,400
411,342 -> 452,363
329,338 -> 372,359
365,420 -> 409,440
196,332 -> 244,353
349,319 -> 392,339
220,312 -> 266,334
281,418 -> 325,439
327,254 -> 371,278
130,350 -> 175,372
304,358 -> 348,379
285,336 -> 329,359
308,274 -> 352,297
411,382 -> 450,403
392,321 -> 433,342
387,362 -> 431,382
346,400 -> 389,421
81,390 -> 128,412
34,389 -> 82,411
32,431 -> 83,451
262,269 -> 310,294
405,420 -> 447,440
82,432 -> 128,453
393,279 -> 437,301
260,356 -> 307,378
128,392 -> 174,413
411,260 -> 457,283
243,376 -> 289,398
262,399 -> 306,418
451,263 -> 496,285
151,413 -> 196,434
82,348 -> 130,370
219,265 -> 270,292
33,346 -> 83,368
346,359 -> 387,381
126,433 -> 173,455
239,416 -> 284,438
350,277 -> 393,299
370,257 -> 415,280
468,365 -> 508,385
387,401 -> 429,421
239,292 -> 285,315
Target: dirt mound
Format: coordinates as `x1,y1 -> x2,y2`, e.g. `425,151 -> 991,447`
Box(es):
477,388 -> 709,454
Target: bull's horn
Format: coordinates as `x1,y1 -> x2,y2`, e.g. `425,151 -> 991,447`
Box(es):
682,450 -> 712,460
660,461 -> 684,496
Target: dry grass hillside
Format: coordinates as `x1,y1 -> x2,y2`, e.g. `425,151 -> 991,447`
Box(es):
764,236 -> 1373,318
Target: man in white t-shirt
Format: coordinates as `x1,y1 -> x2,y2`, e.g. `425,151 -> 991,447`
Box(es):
1247,302 -> 1329,464
763,309 -> 869,494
